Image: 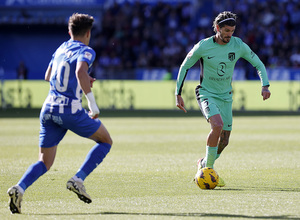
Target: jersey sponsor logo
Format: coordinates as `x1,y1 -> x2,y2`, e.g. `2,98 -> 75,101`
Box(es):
84,51 -> 93,60
209,76 -> 231,81
228,52 -> 235,61
208,56 -> 215,59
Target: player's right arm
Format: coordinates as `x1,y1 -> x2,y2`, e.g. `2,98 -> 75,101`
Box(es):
76,61 -> 99,119
175,43 -> 201,96
176,95 -> 187,113
45,52 -> 56,82
44,66 -> 52,82
175,43 -> 202,112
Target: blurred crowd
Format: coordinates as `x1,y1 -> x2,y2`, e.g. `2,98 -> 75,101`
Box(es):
92,0 -> 300,79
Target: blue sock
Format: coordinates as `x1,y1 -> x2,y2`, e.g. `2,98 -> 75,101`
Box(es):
17,161 -> 48,191
205,146 -> 218,168
75,142 -> 111,181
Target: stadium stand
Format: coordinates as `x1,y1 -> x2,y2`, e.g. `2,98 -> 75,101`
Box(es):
0,0 -> 299,80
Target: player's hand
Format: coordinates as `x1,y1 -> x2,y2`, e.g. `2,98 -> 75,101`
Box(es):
261,86 -> 271,101
85,92 -> 100,118
89,111 -> 99,119
89,76 -> 96,88
88,105 -> 100,119
88,101 -> 100,119
176,95 -> 187,113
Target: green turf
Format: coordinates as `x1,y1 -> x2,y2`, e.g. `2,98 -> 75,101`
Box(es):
0,116 -> 299,219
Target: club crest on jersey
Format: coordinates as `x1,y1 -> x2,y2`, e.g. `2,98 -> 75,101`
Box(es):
228,52 -> 235,61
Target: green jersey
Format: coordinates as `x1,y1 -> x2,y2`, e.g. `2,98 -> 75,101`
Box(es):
175,36 -> 270,96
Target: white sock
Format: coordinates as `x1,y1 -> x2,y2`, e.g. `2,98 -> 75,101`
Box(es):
73,176 -> 84,183
16,185 -> 24,195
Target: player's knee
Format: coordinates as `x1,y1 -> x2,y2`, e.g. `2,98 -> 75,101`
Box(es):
106,136 -> 113,146
97,135 -> 113,146
212,122 -> 223,133
103,130 -> 113,146
210,117 -> 223,134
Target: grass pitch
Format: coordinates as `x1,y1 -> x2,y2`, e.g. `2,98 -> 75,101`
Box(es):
0,116 -> 299,219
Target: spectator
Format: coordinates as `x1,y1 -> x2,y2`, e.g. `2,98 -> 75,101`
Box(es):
91,0 -> 300,79
16,61 -> 28,80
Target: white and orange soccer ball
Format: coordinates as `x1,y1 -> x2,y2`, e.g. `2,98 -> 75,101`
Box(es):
195,167 -> 219,190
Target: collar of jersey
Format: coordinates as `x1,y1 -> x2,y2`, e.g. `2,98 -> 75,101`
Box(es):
69,39 -> 85,45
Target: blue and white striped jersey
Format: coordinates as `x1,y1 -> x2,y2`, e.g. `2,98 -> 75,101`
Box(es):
45,39 -> 96,114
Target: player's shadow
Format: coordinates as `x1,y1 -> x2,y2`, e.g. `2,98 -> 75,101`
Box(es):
99,212 -> 297,219
220,187 -> 300,192
37,212 -> 297,219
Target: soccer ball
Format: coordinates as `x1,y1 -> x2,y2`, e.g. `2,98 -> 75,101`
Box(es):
195,167 -> 219,190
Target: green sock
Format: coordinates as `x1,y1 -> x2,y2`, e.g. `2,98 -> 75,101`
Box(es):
215,153 -> 220,160
205,146 -> 218,168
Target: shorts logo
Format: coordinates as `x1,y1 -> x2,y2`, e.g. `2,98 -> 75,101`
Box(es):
42,114 -> 63,125
228,52 -> 235,61
202,99 -> 210,114
205,107 -> 210,114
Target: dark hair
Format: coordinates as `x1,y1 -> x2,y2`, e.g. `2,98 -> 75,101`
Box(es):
213,11 -> 237,33
68,13 -> 94,36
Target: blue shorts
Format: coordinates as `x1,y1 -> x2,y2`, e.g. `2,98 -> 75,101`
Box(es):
39,107 -> 101,148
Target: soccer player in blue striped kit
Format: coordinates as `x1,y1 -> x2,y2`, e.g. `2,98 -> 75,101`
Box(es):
7,13 -> 112,214
175,11 -> 271,187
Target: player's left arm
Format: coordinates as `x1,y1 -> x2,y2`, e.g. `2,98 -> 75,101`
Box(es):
76,61 -> 92,95
76,48 -> 99,118
76,61 -> 99,118
241,42 -> 271,101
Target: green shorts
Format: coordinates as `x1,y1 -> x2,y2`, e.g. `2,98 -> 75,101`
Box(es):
195,85 -> 233,131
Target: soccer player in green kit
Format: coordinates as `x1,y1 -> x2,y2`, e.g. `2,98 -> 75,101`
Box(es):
175,11 -> 271,187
